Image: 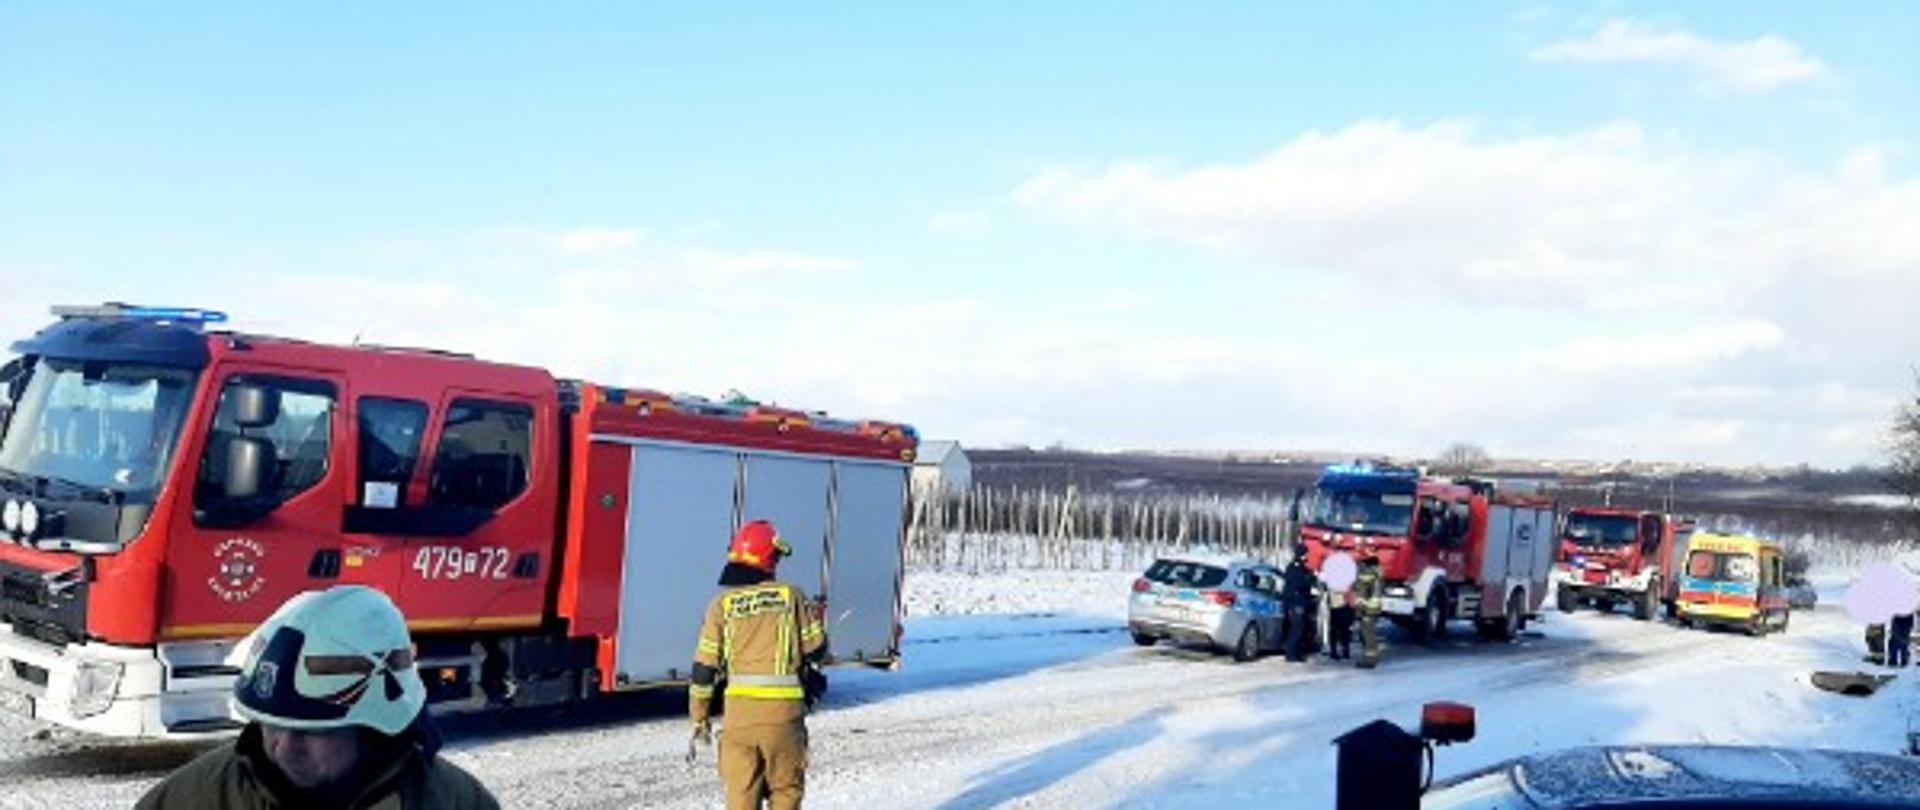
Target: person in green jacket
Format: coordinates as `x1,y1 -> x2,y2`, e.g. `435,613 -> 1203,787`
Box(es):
138,586 -> 499,810
1353,553 -> 1385,669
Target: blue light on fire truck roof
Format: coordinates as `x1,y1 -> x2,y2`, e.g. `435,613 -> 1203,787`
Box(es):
1322,461 -> 1418,478
51,303 -> 229,325
118,306 -> 227,324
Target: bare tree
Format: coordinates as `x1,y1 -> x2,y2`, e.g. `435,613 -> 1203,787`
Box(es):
1891,374 -> 1920,508
1434,442 -> 1492,475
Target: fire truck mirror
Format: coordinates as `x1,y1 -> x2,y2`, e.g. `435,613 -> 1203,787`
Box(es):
231,384 -> 280,429
223,436 -> 274,499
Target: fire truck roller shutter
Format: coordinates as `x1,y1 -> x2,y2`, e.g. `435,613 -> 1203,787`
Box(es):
613,443 -> 740,686
740,454 -> 832,600
827,460 -> 910,664
1480,507 -> 1516,590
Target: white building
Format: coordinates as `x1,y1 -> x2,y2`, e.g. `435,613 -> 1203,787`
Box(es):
912,440 -> 972,496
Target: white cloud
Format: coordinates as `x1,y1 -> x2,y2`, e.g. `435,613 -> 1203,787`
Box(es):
1530,19 -> 1831,95
556,226 -> 646,256
1013,120 -> 1920,309
1550,321 -> 1785,373
1008,119 -> 1920,466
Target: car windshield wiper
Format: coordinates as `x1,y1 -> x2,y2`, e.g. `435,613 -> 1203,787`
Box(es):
0,467 -> 32,496
36,473 -> 120,504
0,468 -> 119,504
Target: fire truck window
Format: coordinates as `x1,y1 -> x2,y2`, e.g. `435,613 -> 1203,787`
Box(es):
427,399 -> 532,511
1640,516 -> 1662,552
1416,497 -> 1443,541
357,398 -> 427,508
194,376 -> 337,514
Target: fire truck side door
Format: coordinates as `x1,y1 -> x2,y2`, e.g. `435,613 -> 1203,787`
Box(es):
1639,515 -> 1663,559
397,393 -> 551,633
1415,497 -> 1445,544
161,369 -> 346,640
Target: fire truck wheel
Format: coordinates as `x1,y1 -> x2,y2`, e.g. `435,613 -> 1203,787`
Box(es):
1131,630 -> 1158,647
1417,589 -> 1447,644
1500,590 -> 1525,641
1232,624 -> 1262,663
1633,588 -> 1657,621
1556,587 -> 1577,614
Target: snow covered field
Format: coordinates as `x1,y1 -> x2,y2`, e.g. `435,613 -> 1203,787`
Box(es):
1,568 -> 1912,809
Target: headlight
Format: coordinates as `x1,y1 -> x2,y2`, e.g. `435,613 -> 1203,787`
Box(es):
1384,585 -> 1412,598
69,660 -> 125,720
2,499 -> 18,533
19,501 -> 38,538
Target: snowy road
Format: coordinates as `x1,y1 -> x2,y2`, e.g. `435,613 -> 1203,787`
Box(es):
2,572 -> 1911,809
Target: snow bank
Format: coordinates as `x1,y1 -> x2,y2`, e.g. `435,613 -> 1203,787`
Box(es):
903,568 -> 1137,619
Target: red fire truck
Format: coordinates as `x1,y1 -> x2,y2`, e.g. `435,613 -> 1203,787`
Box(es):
1551,507 -> 1693,620
1298,463 -> 1557,643
0,304 -> 917,737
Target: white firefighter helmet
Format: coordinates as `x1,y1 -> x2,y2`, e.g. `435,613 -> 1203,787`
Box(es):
232,585 -> 425,736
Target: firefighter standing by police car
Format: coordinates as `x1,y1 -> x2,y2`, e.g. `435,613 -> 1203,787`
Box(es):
689,520 -> 828,810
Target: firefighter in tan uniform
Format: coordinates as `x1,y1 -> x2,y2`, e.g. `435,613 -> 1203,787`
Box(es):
690,520 -> 828,810
1354,551 -> 1384,669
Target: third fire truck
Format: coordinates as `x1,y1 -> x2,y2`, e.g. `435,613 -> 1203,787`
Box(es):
1551,507 -> 1694,620
1298,463 -> 1557,643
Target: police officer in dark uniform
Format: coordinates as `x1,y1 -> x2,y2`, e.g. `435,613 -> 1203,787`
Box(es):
1280,546 -> 1318,663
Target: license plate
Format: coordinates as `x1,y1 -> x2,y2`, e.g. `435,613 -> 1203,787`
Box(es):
0,689 -> 34,719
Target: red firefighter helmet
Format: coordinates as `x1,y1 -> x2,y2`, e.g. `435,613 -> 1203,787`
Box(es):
728,519 -> 791,572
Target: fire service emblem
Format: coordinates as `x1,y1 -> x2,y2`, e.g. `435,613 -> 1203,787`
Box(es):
209,537 -> 267,603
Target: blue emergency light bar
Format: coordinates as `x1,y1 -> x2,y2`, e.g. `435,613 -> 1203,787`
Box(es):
51,303 -> 229,326
1323,461 -> 1419,478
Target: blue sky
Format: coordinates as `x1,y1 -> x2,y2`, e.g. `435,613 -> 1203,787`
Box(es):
3,4 -> 1916,467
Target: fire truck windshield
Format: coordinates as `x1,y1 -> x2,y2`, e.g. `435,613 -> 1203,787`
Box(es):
1305,489 -> 1414,535
1564,513 -> 1639,547
0,359 -> 198,498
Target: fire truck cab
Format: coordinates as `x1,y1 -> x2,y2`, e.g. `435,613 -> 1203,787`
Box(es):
0,305 -> 916,737
1299,463 -> 1556,644
1551,508 -> 1693,621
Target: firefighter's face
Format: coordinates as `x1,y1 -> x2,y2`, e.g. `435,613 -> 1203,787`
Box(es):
262,725 -> 364,790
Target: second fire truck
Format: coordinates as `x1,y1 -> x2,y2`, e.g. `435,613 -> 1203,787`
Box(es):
1298,463 -> 1557,644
